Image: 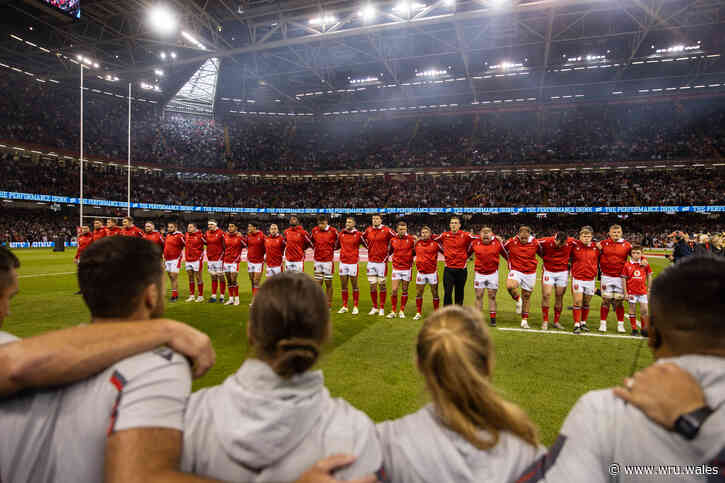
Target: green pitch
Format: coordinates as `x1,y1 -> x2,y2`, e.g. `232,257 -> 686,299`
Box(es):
7,249 -> 668,446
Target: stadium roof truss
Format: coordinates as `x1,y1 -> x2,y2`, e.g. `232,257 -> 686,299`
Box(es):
165,57 -> 221,116
1,0 -> 724,111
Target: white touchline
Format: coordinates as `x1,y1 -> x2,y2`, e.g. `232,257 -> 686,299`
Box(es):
498,327 -> 644,340
18,271 -> 76,278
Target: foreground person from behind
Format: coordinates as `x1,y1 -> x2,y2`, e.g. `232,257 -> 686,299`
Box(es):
182,271 -> 384,482
377,305 -> 545,482
516,255 -> 725,482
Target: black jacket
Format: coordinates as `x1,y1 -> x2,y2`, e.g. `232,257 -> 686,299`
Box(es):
672,239 -> 693,263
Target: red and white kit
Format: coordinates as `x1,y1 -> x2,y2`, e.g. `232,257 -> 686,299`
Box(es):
414,239 -> 441,285
205,229 -> 225,275
310,225 -> 339,280
621,260 -> 653,304
363,225 -> 395,279
338,229 -> 366,277
184,231 -> 206,272
470,238 -> 507,290
599,238 -> 633,296
120,226 -> 144,238
538,237 -> 576,288
264,234 -> 286,277
143,231 -> 164,249
245,231 -> 266,273
223,232 -> 246,273
74,231 -> 94,263
283,226 -> 312,272
163,231 -> 185,273
571,240 -> 600,295
434,231 -> 475,269
389,234 -> 416,282
504,236 -> 541,292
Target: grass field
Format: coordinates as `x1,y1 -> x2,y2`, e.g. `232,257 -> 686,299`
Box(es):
6,248 -> 667,447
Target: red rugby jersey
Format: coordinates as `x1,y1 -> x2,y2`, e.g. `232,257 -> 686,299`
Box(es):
363,225 -> 395,263
571,240 -> 600,281
246,231 -> 266,264
389,234 -> 416,271
470,238 -> 507,275
74,232 -> 94,262
106,226 -> 122,236
599,238 -> 632,277
538,236 -> 576,272
311,226 -> 338,263
184,231 -> 205,262
621,260 -> 652,295
435,231 -> 475,269
92,227 -> 107,242
264,234 -> 286,268
163,232 -> 185,261
223,232 -> 245,263
142,231 -> 164,249
120,226 -> 144,238
504,236 -> 540,274
414,239 -> 441,274
338,229 -> 366,264
205,229 -> 225,262
283,226 -> 312,263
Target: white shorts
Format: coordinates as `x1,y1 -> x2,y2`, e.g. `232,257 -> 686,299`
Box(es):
314,261 -> 334,280
474,271 -> 499,290
185,260 -> 201,272
392,269 -> 412,282
285,261 -> 304,272
339,263 -> 359,277
601,275 -> 625,297
266,265 -> 282,277
416,272 -> 438,285
248,262 -> 264,273
572,278 -> 596,296
223,262 -> 239,273
165,258 -> 181,273
207,260 -> 223,275
508,270 -> 536,292
543,270 -> 569,288
628,294 -> 648,305
367,262 -> 387,278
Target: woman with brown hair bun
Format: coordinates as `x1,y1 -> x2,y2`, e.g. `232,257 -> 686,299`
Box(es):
376,305 -> 544,483
181,272 -> 383,482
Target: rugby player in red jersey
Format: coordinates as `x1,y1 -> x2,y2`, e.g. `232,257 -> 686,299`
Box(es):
469,227 -> 507,327
387,221 -> 416,319
434,216 -> 476,306
596,224 -> 646,333
92,219 -> 107,241
310,215 -> 339,307
621,245 -> 653,337
571,226 -> 599,333
336,217 -> 366,315
264,224 -> 286,278
163,222 -> 185,302
74,225 -> 93,264
504,226 -> 541,329
283,216 -> 312,273
538,231 -> 576,330
363,215 -> 395,316
105,218 -> 122,236
223,222 -> 245,306
119,217 -> 144,238
184,223 -> 206,303
245,222 -> 266,300
205,220 -> 226,304
142,222 -> 164,250
413,226 -> 442,320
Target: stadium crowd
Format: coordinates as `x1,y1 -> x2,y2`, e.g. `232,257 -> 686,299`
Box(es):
1,154 -> 724,209
1,74 -> 725,171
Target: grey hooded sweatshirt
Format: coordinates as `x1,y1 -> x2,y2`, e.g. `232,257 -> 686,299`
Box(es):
376,404 -> 545,483
181,358 -> 383,482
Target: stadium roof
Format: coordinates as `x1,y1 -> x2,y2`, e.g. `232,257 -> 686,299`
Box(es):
1,0 -> 724,114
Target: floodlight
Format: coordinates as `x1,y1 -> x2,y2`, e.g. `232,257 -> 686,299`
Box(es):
148,5 -> 178,36
154,69 -> 164,76
359,4 -> 376,21
170,52 -> 177,59
160,52 -> 167,60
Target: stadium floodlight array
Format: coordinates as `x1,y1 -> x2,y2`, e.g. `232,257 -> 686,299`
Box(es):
75,55 -> 100,69
148,5 -> 178,37
393,1 -> 427,15
358,4 -> 376,21
181,31 -> 206,51
154,69 -> 164,77
349,76 -> 380,85
489,61 -> 524,71
415,69 -> 449,77
309,15 -> 337,26
654,43 -> 700,55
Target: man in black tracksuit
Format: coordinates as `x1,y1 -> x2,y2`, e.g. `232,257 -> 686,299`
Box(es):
434,216 -> 475,306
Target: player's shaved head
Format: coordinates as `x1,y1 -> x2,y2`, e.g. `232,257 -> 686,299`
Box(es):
580,226 -> 593,234
649,256 -> 725,357
78,237 -> 164,320
289,216 -> 299,226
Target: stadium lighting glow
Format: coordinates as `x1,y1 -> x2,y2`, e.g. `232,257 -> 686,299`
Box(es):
349,76 -> 379,84
490,61 -> 522,70
443,0 -> 455,5
148,5 -> 178,36
170,52 -> 177,59
154,69 -> 164,76
415,69 -> 448,77
393,1 -> 426,15
655,43 -> 700,54
181,31 -> 206,50
160,52 -> 167,60
309,15 -> 337,26
358,4 -> 376,21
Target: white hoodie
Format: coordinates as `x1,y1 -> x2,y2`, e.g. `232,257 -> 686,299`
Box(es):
376,404 -> 545,483
181,358 -> 383,482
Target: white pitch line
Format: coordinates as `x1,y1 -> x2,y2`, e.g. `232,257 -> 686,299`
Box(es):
498,327 -> 644,340
18,271 -> 75,279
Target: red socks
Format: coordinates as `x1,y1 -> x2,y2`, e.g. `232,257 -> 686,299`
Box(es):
554,308 -> 562,323
252,287 -> 258,297
573,306 -> 581,324
489,311 -> 496,323
211,280 -> 218,296
353,289 -> 359,307
542,306 -> 550,323
401,294 -> 408,310
379,290 -> 387,308
641,315 -> 649,330
522,312 -> 529,320
220,280 -> 226,297
416,297 -> 423,314
197,283 -> 204,296
189,282 -> 195,295
600,305 -> 609,321
341,290 -> 349,308
172,289 -> 178,298
370,290 -> 378,309
616,306 -> 625,323
433,297 -> 440,310
391,295 -> 398,313
629,314 -> 637,330
582,308 -> 590,322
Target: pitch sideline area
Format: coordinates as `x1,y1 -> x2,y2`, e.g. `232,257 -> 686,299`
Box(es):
6,248 -> 662,445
